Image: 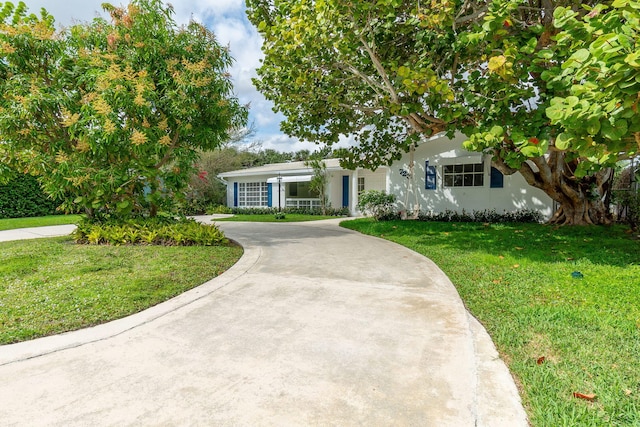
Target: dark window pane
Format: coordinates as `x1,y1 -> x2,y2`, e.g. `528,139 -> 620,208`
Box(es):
464,174 -> 473,186
454,164 -> 463,173
474,174 -> 484,186
464,164 -> 473,172
444,175 -> 453,187
475,163 -> 484,172
454,175 -> 463,186
444,165 -> 453,174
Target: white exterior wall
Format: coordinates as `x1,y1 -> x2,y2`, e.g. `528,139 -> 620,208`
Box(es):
388,133 -> 554,218
326,172 -> 344,211
358,168 -> 387,192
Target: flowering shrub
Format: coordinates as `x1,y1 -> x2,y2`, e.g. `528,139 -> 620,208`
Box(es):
357,190 -> 397,221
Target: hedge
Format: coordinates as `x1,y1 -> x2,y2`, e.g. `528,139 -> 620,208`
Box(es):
0,174 -> 60,219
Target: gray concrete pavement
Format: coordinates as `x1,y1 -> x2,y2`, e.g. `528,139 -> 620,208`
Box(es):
0,218 -> 528,426
0,224 -> 77,242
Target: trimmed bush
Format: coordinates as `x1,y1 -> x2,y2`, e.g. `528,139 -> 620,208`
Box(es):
417,208 -> 543,224
72,217 -> 228,246
229,206 -> 349,216
0,174 -> 60,219
357,190 -> 397,221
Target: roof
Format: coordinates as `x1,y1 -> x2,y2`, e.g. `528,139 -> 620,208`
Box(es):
218,158 -> 345,179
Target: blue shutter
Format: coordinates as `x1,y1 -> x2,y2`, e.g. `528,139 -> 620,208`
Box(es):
233,182 -> 238,207
490,167 -> 504,188
342,175 -> 349,207
267,183 -> 273,207
425,161 -> 437,190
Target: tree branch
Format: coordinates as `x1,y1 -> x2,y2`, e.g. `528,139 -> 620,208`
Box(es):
154,130 -> 180,169
358,34 -> 400,104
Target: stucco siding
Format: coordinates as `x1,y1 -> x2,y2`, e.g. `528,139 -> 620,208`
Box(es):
389,133 -> 554,218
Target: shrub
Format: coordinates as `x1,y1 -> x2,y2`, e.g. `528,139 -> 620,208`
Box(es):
0,174 -> 61,219
228,206 -> 349,216
72,217 -> 228,246
613,189 -> 639,230
357,190 -> 397,221
417,208 -> 543,224
205,205 -> 233,215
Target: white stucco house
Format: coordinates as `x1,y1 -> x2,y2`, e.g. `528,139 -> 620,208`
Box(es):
218,133 -> 554,218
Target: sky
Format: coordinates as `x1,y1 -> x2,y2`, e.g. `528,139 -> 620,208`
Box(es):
17,0 -> 319,153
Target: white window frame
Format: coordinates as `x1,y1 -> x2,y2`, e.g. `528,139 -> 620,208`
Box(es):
357,177 -> 365,194
238,182 -> 269,207
443,163 -> 484,188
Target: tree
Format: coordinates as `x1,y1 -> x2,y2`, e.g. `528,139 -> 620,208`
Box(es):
247,0 -> 639,225
0,0 -> 247,219
306,158 -> 329,215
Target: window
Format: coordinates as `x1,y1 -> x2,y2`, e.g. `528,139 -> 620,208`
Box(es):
289,182 -> 298,197
490,167 -> 504,188
443,163 -> 484,187
238,182 -> 269,207
425,161 -> 436,190
358,177 -> 365,194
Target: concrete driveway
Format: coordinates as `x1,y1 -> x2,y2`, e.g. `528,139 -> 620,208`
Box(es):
0,218 -> 527,426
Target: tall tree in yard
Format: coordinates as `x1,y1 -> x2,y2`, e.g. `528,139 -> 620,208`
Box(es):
0,0 -> 247,218
247,0 -> 640,225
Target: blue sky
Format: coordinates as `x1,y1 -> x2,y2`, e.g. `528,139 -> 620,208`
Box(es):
19,0 -> 318,153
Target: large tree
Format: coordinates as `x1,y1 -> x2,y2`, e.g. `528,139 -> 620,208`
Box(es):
247,0 -> 640,225
0,0 -> 247,218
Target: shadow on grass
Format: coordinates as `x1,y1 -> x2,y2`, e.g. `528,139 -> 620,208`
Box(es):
341,219 -> 639,268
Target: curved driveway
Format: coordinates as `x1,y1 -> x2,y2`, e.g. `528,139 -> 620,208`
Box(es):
0,218 -> 527,426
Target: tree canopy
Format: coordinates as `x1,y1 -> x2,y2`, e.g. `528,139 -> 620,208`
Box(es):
247,0 -> 640,225
0,0 -> 247,218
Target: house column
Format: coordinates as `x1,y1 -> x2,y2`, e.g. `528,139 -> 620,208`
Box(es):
351,171 -> 359,216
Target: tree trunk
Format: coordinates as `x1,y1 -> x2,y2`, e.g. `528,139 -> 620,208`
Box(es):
493,150 -> 614,226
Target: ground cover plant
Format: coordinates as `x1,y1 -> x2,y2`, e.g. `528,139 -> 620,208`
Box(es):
72,217 -> 227,246
0,236 -> 242,344
0,214 -> 83,231
341,218 -> 640,426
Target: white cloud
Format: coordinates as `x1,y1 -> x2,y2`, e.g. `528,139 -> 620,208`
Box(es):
17,0 -> 305,153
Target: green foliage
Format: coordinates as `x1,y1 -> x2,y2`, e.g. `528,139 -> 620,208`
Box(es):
247,0 -> 454,170
544,2 -> 640,173
613,164 -> 640,229
229,206 -> 349,216
72,217 -> 228,246
306,158 -> 330,215
343,219 -> 640,426
0,0 -> 247,219
274,212 -> 286,220
357,190 -> 397,221
0,174 -> 60,219
418,209 -> 544,224
205,204 -> 233,215
248,0 -> 635,224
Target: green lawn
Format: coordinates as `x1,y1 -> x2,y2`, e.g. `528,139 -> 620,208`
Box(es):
0,236 -> 242,344
0,214 -> 83,231
215,213 -> 343,222
341,219 -> 640,427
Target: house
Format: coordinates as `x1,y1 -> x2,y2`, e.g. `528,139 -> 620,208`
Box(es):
218,133 -> 554,218
218,158 -> 388,215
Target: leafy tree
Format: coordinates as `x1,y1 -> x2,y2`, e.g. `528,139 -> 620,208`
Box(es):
247,0 -> 639,225
306,158 -> 329,215
0,0 -> 247,219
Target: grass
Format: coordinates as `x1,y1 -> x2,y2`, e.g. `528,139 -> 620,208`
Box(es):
0,236 -> 242,345
341,218 -> 640,427
215,213 -> 342,222
0,214 -> 83,231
